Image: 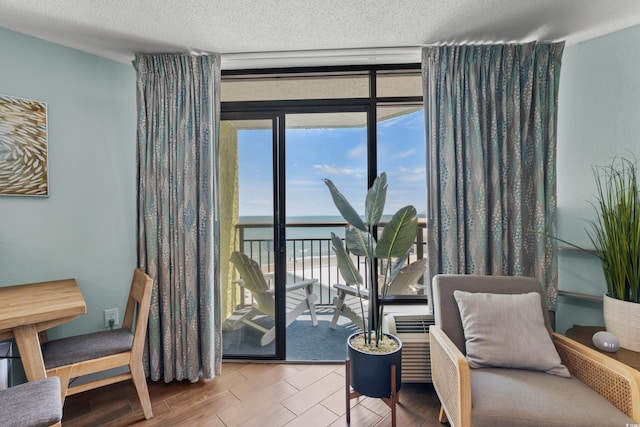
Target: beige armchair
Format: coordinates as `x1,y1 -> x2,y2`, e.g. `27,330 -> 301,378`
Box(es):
430,274 -> 640,427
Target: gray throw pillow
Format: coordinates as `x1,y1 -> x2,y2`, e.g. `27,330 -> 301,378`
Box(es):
453,290 -> 570,377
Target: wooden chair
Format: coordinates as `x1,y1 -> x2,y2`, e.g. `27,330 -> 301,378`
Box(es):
224,251 -> 318,346
0,376 -> 62,427
330,258 -> 427,330
41,269 -> 154,420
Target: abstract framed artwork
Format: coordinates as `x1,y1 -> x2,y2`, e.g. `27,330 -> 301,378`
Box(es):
0,94 -> 48,196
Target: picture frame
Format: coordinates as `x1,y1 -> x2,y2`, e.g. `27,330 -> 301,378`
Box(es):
0,94 -> 49,196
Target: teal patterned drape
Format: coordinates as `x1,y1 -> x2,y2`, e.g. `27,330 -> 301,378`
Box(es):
422,42 -> 564,309
134,53 -> 221,382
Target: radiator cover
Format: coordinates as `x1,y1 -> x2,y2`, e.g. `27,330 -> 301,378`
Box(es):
382,313 -> 435,383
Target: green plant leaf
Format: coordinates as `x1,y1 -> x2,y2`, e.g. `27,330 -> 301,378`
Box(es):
324,172 -> 423,342
331,232 -> 363,286
376,205 -> 418,259
345,227 -> 375,258
388,253 -> 410,283
365,173 -> 387,227
323,179 -> 367,231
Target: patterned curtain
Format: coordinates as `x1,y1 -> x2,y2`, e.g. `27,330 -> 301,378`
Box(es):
422,42 -> 564,309
134,53 -> 221,382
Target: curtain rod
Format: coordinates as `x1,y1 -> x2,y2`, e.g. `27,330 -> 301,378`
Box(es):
220,47 -> 423,70
217,41 -> 563,69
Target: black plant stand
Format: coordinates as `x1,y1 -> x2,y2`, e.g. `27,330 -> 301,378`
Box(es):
345,358 -> 398,426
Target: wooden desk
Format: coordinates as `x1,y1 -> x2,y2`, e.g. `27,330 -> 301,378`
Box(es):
0,278 -> 86,381
566,325 -> 640,371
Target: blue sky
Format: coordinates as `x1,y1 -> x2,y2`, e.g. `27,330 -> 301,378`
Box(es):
238,109 -> 426,219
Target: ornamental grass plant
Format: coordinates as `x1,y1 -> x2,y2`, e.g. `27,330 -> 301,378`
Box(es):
553,156 -> 640,303
589,157 -> 640,302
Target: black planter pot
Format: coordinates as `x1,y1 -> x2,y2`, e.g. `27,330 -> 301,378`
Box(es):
347,332 -> 402,398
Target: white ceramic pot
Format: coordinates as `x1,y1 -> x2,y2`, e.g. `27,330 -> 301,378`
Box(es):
603,294 -> 640,352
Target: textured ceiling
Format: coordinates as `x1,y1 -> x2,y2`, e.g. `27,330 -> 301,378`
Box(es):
1,0 -> 640,68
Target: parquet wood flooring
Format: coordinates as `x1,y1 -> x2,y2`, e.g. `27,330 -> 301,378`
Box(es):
62,362 -> 442,426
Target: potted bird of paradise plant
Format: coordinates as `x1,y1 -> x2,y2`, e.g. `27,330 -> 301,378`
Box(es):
324,172 -> 420,398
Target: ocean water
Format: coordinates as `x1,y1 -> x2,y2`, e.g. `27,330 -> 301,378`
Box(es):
239,215 -> 348,237
237,214 -> 423,262
238,215 -> 347,261
236,215 -> 427,295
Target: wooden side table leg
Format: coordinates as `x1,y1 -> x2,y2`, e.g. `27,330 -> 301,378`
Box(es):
390,364 -> 397,427
347,358 -> 397,426
345,358 -> 351,425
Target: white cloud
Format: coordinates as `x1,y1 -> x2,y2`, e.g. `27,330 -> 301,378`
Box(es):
288,178 -> 320,186
312,164 -> 355,175
398,167 -> 427,182
391,148 -> 417,160
346,143 -> 366,158
399,174 -> 425,183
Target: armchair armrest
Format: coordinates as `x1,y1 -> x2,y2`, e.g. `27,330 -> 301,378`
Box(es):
236,275 -> 316,293
429,325 -> 471,427
333,282 -> 370,299
553,332 -> 640,421
245,279 -> 317,295
286,278 -> 318,292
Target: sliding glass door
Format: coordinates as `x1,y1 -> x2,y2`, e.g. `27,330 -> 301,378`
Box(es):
220,65 -> 426,361
220,116 -> 281,358
284,112 -> 368,361
221,110 -> 371,361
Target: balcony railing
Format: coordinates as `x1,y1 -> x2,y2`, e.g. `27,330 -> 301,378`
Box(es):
235,221 -> 427,305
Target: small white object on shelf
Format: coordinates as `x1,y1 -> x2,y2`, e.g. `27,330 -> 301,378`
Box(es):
592,331 -> 620,352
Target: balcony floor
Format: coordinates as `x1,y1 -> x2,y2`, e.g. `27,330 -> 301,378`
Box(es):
223,306 -> 359,361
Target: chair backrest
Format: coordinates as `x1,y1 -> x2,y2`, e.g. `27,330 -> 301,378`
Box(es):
432,274 -> 553,354
387,258 -> 427,294
122,268 -> 154,359
230,251 -> 275,315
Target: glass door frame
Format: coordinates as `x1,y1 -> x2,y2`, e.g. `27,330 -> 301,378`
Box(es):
221,64 -> 426,360
221,111 -> 288,359
222,104 -> 374,360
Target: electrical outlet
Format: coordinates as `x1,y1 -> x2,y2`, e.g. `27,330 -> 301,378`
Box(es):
104,308 -> 119,328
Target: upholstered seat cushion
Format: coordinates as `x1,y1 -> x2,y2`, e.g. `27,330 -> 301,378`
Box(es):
470,368 -> 634,427
0,377 -> 62,427
41,329 -> 133,369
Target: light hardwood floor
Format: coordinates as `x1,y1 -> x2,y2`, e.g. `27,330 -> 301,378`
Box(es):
62,362 -> 442,426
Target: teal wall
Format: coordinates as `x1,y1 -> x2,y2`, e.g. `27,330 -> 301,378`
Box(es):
556,24 -> 640,334
0,26 -> 137,346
